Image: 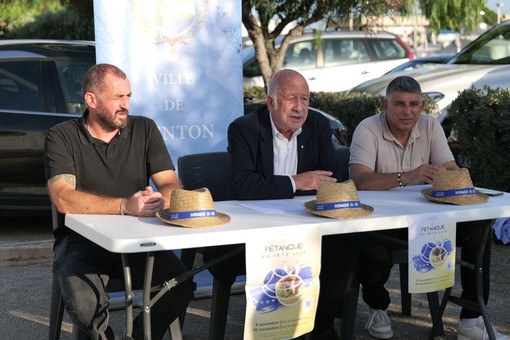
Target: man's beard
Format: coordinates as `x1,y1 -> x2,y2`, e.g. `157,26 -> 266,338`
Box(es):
96,108 -> 128,131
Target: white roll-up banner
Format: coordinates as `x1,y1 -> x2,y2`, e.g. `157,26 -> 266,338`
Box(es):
93,0 -> 243,164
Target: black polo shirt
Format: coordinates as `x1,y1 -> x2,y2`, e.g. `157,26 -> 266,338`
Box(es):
44,112 -> 173,244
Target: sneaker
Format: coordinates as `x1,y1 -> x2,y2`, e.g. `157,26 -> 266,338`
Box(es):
365,308 -> 393,339
457,316 -> 510,340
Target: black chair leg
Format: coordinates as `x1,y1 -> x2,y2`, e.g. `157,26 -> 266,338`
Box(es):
399,262 -> 412,316
208,278 -> 233,340
339,278 -> 360,340
426,291 -> 444,337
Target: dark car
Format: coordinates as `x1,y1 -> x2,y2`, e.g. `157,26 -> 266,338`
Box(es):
0,39 -> 95,214
0,40 -> 348,215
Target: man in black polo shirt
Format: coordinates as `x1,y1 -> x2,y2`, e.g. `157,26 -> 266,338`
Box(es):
44,63 -> 194,339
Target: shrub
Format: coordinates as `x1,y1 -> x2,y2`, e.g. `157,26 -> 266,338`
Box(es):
6,8 -> 94,40
309,92 -> 382,144
243,88 -> 438,146
243,86 -> 266,101
447,87 -> 510,191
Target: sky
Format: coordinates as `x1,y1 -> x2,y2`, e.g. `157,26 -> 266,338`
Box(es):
487,0 -> 509,16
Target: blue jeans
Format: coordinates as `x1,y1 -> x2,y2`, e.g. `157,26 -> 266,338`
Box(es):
53,234 -> 195,340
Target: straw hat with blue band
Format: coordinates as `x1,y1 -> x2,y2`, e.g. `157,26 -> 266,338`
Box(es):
421,168 -> 488,205
157,187 -> 230,227
304,180 -> 374,219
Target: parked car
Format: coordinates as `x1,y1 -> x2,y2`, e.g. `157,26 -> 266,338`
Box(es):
384,53 -> 455,74
0,39 -> 95,215
243,30 -> 415,93
349,20 -> 510,136
0,40 -> 348,214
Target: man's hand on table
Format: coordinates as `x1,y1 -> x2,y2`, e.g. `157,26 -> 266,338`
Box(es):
124,186 -> 165,217
293,170 -> 337,191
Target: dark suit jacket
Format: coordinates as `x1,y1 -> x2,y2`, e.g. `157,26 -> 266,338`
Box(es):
228,106 -> 343,200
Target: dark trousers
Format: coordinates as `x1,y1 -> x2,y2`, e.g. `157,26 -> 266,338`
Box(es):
358,220 -> 492,319
53,234 -> 195,340
204,234 -> 359,331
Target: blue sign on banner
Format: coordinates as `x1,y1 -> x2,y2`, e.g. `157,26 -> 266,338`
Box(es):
93,0 -> 243,165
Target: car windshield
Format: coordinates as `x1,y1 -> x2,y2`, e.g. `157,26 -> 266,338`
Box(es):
449,24 -> 510,65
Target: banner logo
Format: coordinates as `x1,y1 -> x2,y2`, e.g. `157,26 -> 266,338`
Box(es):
130,0 -> 208,47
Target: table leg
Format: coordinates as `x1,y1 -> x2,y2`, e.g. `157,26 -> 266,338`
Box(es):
137,246 -> 244,340
121,253 -> 134,339
143,252 -> 155,340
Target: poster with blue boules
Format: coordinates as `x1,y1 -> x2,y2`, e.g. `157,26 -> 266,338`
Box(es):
408,214 -> 456,293
244,225 -> 320,340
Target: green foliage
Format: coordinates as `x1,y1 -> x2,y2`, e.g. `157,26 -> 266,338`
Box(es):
6,8 -> 94,40
0,0 -> 63,37
1,0 -> 93,39
59,0 -> 93,14
447,87 -> 510,191
309,92 -> 382,144
244,88 -> 439,146
308,91 -> 438,145
243,86 -> 267,101
421,0 -> 485,34
243,87 -> 382,145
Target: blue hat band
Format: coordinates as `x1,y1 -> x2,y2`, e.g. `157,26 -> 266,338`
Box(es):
314,201 -> 361,211
169,209 -> 217,220
431,187 -> 476,198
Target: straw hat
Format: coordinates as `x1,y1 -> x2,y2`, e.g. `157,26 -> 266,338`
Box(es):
304,180 -> 373,219
421,168 -> 488,205
156,188 -> 230,228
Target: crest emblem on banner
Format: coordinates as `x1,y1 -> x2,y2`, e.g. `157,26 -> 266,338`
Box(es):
130,0 -> 208,48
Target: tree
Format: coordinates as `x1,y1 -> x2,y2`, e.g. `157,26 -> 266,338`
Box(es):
241,0 -> 415,88
420,0 -> 486,34
0,0 -> 63,36
1,0 -> 93,39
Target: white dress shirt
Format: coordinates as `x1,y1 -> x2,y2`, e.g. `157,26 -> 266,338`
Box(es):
269,113 -> 302,192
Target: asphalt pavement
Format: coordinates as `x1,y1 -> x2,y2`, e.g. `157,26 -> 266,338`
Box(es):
1,216 -> 509,339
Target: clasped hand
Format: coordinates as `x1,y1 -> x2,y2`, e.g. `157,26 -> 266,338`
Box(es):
124,186 -> 165,217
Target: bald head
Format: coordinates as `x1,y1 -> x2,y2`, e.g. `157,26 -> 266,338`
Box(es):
267,69 -> 309,98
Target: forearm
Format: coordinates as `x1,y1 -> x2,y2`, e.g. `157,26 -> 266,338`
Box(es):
352,172 -> 404,191
52,189 -> 123,215
151,169 -> 182,208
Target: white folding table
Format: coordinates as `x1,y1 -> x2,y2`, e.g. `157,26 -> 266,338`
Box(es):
65,185 -> 510,339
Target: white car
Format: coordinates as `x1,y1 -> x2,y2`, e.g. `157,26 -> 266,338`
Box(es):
243,31 -> 415,93
350,20 -> 510,132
